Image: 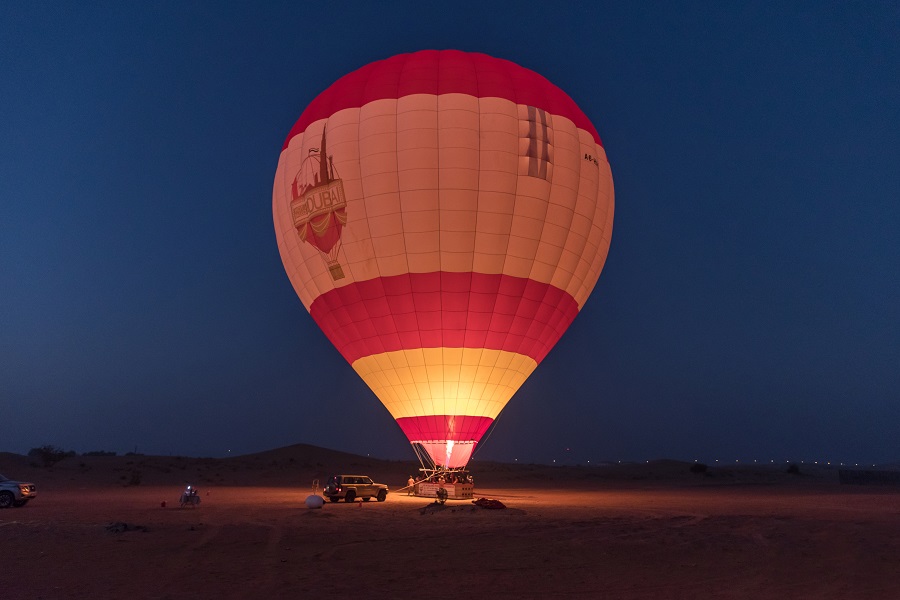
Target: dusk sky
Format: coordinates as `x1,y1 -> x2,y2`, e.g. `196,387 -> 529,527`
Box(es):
2,2 -> 898,466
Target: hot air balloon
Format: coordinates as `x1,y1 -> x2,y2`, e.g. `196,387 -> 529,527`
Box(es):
273,50 -> 613,474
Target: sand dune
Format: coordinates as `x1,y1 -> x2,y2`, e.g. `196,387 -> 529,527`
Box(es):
2,445 -> 899,599
0,445 -> 848,490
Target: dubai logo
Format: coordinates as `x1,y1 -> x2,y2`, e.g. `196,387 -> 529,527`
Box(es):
290,127 -> 347,280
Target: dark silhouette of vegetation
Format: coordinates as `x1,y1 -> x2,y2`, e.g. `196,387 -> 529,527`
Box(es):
83,450 -> 117,457
689,462 -> 708,474
786,463 -> 801,475
27,445 -> 75,467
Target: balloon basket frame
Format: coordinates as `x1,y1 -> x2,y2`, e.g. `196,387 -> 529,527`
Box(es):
411,467 -> 474,500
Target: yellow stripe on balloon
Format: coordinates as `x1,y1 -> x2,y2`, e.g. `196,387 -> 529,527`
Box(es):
351,348 -> 538,420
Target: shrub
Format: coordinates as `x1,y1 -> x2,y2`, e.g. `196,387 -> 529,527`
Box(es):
27,445 -> 76,467
83,450 -> 117,457
125,470 -> 142,486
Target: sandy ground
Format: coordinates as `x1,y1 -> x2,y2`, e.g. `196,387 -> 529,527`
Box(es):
3,451 -> 900,599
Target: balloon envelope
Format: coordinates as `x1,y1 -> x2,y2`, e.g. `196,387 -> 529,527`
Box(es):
273,50 -> 614,468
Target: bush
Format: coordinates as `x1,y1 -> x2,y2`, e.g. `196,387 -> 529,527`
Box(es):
83,450 -> 117,457
27,445 -> 76,467
125,469 -> 142,486
689,462 -> 708,474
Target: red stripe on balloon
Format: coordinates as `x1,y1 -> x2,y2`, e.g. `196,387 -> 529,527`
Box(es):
284,50 -> 601,149
396,415 -> 494,443
308,272 -> 579,365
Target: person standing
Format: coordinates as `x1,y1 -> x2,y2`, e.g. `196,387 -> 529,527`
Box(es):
407,475 -> 415,495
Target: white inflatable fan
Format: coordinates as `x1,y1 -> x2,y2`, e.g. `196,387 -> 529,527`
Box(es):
305,479 -> 325,509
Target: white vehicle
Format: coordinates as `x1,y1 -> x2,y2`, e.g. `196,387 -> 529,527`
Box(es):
0,474 -> 37,508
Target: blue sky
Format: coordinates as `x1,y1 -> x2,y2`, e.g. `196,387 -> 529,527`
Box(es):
1,1 -> 898,464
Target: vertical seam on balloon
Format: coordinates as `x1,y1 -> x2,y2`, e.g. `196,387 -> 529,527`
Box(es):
580,133 -> 607,303
580,161 -> 613,308
500,103 -> 544,396
349,74 -> 389,379
460,50 -> 481,429
550,119 -> 584,304
470,54 -> 490,428
400,52 -> 425,426
275,144 -> 299,306
567,129 -> 598,304
527,118 -> 574,365
462,53 -> 484,425
484,72 -> 521,419
522,105 -> 555,364
336,104 -> 367,361
433,50 -> 442,428
288,130 -> 313,311
390,52 -> 413,424
575,163 -> 603,309
306,121 -> 331,320
582,176 -> 614,307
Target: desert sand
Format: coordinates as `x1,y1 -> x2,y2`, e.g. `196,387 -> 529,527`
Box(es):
2,446 -> 899,599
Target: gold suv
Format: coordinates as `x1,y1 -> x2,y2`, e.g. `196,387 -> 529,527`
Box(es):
323,474 -> 388,503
